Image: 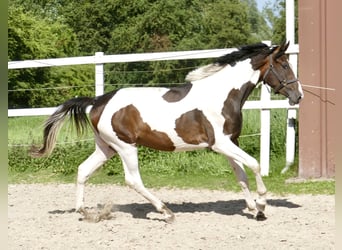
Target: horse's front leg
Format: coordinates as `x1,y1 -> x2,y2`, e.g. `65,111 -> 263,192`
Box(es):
212,140 -> 267,220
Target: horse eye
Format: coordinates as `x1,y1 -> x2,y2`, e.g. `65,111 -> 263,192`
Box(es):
282,63 -> 289,69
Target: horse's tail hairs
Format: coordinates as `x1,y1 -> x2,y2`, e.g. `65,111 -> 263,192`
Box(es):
30,97 -> 95,158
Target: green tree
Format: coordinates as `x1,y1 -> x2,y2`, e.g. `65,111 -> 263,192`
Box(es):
106,0 -> 260,87
60,0 -> 120,55
242,0 -> 272,41
8,0 -> 276,108
262,0 -> 298,44
106,0 -> 207,87
8,5 -> 93,108
200,0 -> 253,48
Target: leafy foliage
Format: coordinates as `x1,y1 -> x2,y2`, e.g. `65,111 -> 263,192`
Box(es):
8,0 -> 281,108
261,0 -> 298,44
243,0 -> 272,41
8,5 -> 78,60
8,5 -> 94,108
105,0 -> 260,87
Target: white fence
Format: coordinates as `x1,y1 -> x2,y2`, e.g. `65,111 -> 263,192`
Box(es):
8,45 -> 300,176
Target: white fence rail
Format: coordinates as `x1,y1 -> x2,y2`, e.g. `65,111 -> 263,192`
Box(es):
8,45 -> 299,176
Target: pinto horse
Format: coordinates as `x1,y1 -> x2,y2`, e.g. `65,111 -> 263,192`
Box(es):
31,41 -> 303,221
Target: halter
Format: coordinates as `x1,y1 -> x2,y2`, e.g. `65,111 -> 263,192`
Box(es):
262,55 -> 298,93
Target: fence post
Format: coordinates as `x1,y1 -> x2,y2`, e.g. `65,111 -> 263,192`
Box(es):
260,40 -> 272,176
260,84 -> 271,176
282,52 -> 298,173
286,0 -> 295,45
95,52 -> 104,96
282,108 -> 297,173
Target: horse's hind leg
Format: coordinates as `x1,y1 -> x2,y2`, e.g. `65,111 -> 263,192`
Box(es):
227,158 -> 256,211
76,137 -> 115,212
118,144 -> 175,222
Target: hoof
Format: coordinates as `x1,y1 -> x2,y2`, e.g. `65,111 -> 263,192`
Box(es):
77,207 -> 87,215
256,198 -> 267,212
255,211 -> 267,221
164,213 -> 175,223
77,204 -> 113,223
162,205 -> 175,223
246,200 -> 256,211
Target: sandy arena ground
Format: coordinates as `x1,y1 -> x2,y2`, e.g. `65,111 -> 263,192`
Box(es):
8,184 -> 335,249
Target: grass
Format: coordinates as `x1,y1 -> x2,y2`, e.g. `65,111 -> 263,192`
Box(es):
8,154 -> 335,196
8,116 -> 93,145
8,113 -> 335,196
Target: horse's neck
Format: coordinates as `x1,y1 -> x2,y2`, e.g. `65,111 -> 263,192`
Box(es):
239,82 -> 256,107
188,60 -> 259,112
192,60 -> 259,91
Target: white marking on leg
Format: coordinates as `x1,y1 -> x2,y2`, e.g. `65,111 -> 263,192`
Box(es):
76,137 -> 115,211
212,138 -> 267,216
227,158 -> 256,211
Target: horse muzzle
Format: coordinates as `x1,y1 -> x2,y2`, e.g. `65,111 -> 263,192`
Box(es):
288,92 -> 303,106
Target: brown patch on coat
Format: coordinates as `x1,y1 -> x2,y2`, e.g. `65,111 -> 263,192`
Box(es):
175,109 -> 215,146
111,104 -> 175,151
162,83 -> 192,102
90,91 -> 117,132
221,82 -> 255,142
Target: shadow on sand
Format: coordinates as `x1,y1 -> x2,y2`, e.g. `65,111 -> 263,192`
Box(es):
49,198 -> 301,221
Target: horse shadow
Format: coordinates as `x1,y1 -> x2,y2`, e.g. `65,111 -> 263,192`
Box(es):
111,198 -> 301,220
49,198 -> 301,221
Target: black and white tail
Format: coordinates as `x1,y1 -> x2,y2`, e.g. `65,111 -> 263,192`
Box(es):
30,97 -> 95,157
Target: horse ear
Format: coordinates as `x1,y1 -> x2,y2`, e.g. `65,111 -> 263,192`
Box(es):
274,40 -> 290,58
283,40 -> 290,51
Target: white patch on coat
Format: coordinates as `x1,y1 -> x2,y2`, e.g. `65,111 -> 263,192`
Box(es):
97,59 -> 260,150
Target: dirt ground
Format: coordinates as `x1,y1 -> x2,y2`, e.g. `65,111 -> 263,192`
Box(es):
8,184 -> 335,250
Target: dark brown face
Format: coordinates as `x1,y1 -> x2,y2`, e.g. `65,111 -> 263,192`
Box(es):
262,43 -> 304,105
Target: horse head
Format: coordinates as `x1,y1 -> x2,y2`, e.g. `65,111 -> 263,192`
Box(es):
259,41 -> 304,105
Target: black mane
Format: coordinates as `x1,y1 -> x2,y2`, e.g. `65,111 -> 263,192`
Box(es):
215,43 -> 275,66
